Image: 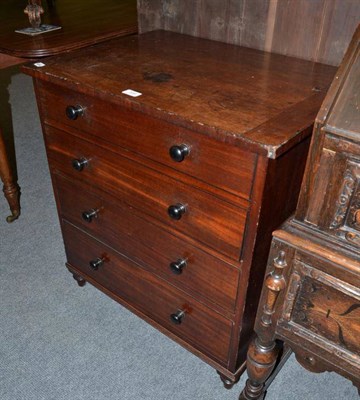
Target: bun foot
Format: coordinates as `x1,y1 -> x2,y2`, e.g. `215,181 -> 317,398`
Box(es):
72,272 -> 86,287
217,371 -> 237,390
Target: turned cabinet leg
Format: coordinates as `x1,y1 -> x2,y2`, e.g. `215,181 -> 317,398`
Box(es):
0,128 -> 20,223
239,338 -> 279,400
71,272 -> 86,287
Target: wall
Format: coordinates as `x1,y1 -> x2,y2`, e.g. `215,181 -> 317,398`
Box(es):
138,0 -> 360,66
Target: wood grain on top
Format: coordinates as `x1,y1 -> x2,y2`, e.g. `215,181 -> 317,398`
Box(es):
0,0 -> 137,58
22,31 -> 336,157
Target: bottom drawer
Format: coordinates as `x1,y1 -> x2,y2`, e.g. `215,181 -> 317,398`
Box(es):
62,221 -> 233,366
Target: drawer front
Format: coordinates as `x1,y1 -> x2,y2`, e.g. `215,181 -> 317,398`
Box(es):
62,221 -> 233,365
36,80 -> 256,200
292,274 -> 360,357
267,239 -> 360,365
45,127 -> 247,260
54,174 -> 240,313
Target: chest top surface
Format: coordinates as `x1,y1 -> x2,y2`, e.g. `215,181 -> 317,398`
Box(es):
23,30 -> 336,158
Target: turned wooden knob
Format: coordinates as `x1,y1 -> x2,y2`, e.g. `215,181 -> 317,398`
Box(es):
169,144 -> 190,162
82,209 -> 98,223
168,203 -> 186,220
72,158 -> 89,171
66,105 -> 84,120
170,309 -> 186,324
89,257 -> 105,271
170,259 -> 187,275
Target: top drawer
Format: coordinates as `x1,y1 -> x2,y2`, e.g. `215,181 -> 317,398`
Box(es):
35,80 -> 256,200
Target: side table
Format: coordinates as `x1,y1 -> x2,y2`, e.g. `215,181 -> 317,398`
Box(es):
0,0 -> 137,222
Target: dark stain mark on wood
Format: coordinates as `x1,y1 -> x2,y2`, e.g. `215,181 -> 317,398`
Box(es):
143,72 -> 173,83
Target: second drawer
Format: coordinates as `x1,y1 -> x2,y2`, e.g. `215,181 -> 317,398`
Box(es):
46,126 -> 248,260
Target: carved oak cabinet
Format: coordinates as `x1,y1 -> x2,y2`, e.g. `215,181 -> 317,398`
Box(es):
240,26 -> 360,400
22,31 -> 335,388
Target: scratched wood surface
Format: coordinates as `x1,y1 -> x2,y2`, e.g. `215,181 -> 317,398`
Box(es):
137,0 -> 360,66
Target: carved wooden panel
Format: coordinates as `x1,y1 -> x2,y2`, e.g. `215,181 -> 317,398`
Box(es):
303,133 -> 360,249
137,0 -> 360,66
329,162 -> 360,246
277,255 -> 360,370
293,275 -> 360,356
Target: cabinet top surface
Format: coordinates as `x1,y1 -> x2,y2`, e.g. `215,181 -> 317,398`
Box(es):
23,30 -> 336,157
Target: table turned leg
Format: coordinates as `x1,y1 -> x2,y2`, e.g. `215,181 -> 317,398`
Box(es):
239,338 -> 279,400
0,127 -> 20,222
240,249 -> 289,399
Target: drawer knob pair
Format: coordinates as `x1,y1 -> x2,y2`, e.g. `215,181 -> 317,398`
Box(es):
66,105 -> 84,120
169,144 -> 190,162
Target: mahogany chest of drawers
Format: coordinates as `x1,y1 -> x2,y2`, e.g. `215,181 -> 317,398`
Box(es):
23,31 -> 336,387
240,25 -> 360,400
